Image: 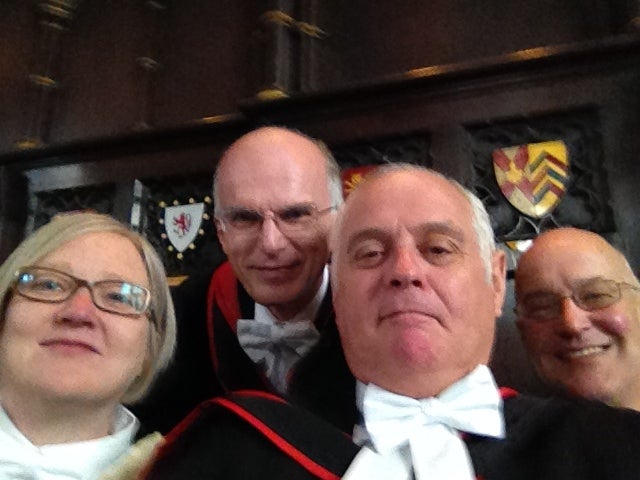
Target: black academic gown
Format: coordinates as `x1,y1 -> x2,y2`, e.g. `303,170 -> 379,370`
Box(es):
142,389 -> 640,480
132,261 -> 350,434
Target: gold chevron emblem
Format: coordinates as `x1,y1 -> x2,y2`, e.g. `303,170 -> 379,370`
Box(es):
493,140 -> 569,218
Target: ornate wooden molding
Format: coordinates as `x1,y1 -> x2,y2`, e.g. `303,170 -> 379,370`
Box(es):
134,0 -> 167,130
17,1 -> 81,149
3,34 -> 639,165
255,1 -> 327,99
262,9 -> 326,38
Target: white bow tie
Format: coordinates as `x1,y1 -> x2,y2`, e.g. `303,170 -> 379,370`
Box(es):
237,317 -> 320,393
237,317 -> 319,355
358,365 -> 504,480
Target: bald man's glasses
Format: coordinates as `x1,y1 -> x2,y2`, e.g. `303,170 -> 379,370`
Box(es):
515,278 -> 640,321
217,203 -> 336,237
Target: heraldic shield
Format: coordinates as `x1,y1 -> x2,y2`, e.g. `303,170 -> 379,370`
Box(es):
493,140 -> 569,218
164,202 -> 205,253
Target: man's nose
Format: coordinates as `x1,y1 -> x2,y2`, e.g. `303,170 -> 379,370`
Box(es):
556,297 -> 592,335
257,216 -> 289,253
388,246 -> 423,288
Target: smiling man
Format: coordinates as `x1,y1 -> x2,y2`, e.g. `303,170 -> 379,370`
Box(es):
213,127 -> 339,326
514,227 -> 640,410
210,127 -> 343,395
135,126 -> 345,433
142,164 -> 640,480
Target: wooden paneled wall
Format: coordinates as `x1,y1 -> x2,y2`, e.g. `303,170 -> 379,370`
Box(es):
1,1 -> 637,150
1,1 -> 640,393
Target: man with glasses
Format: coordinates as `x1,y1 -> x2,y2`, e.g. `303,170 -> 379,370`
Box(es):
143,166 -> 640,480
137,126 -> 345,433
515,227 -> 640,410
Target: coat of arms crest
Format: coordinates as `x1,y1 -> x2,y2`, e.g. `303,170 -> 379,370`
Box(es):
161,201 -> 207,257
493,140 -> 569,218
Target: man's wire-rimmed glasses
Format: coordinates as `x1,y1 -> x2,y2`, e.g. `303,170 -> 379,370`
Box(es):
216,203 -> 337,237
515,277 -> 640,321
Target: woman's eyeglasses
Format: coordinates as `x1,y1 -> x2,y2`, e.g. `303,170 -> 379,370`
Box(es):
13,266 -> 151,318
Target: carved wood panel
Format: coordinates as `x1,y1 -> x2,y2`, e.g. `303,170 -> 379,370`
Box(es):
467,108 -> 614,242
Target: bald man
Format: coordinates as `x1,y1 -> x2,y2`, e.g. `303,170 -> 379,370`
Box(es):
144,167 -> 640,480
135,127 -> 347,433
515,227 -> 640,410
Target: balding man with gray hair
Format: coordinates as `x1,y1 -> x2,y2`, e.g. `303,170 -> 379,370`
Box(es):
135,126 -> 346,433
143,164 -> 640,480
515,227 -> 640,411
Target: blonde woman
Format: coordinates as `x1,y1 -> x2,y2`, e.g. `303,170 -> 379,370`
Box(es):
0,213 -> 176,479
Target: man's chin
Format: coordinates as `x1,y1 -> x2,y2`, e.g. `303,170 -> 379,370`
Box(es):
545,372 -> 612,402
246,264 -> 304,285
389,333 -> 438,367
247,284 -> 301,307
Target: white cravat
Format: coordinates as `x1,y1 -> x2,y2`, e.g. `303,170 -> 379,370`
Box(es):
347,365 -> 505,480
237,267 -> 327,394
0,403 -> 138,480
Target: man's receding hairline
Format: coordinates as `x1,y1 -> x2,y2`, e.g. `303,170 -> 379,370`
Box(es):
345,167 -> 472,223
224,126 -> 323,157
336,168 -> 471,248
213,126 -> 337,215
516,228 -> 637,288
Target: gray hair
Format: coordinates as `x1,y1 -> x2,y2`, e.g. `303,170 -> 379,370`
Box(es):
0,212 -> 177,403
333,163 -> 496,282
212,126 -> 344,217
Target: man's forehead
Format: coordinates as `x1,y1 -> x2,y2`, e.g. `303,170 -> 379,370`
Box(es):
223,129 -> 323,167
219,152 -> 324,180
355,169 -> 466,202
516,245 -> 623,292
216,156 -> 328,208
341,173 -> 472,233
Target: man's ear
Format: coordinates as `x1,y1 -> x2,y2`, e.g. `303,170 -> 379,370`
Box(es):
214,218 -> 229,255
491,249 -> 507,318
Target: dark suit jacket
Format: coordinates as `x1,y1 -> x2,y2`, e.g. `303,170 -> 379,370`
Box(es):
469,392 -> 640,478
142,389 -> 640,480
143,391 -> 359,480
132,261 -> 351,434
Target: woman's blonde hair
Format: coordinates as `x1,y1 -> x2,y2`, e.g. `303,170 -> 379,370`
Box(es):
0,212 -> 177,403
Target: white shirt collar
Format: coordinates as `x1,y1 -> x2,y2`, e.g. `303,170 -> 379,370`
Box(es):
238,266 -> 328,394
0,402 -> 139,480
348,365 -> 505,480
